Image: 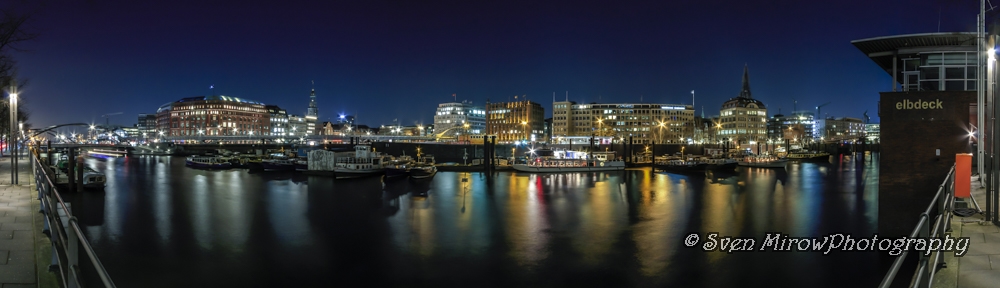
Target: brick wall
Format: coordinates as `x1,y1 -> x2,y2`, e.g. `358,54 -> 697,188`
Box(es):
879,91 -> 974,237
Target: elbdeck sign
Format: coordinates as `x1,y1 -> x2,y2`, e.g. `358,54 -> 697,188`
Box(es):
895,99 -> 943,110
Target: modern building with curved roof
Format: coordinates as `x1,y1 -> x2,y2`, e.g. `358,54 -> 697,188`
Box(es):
155,95 -> 270,138
718,65 -> 768,145
852,31 -> 985,238
852,32 -> 977,92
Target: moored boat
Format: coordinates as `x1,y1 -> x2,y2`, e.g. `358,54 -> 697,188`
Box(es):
186,156 -> 233,169
513,150 -> 625,173
786,151 -> 830,161
333,145 -> 390,179
385,160 -> 412,179
82,170 -> 107,189
513,158 -> 626,172
654,159 -> 708,174
56,157 -> 107,189
737,155 -> 788,168
703,158 -> 737,171
294,158 -> 309,172
409,164 -> 437,180
261,159 -> 296,171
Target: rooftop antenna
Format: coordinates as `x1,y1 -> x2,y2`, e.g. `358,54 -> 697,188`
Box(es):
210,84 -> 215,97
565,91 -> 568,102
453,93 -> 457,102
691,90 -> 695,107
937,8 -> 941,32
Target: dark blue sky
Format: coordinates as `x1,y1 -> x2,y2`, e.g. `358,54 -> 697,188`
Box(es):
9,0 -> 985,128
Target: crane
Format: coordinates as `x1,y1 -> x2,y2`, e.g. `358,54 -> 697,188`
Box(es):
816,102 -> 831,119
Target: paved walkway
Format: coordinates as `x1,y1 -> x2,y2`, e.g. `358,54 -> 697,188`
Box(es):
933,174 -> 1000,288
0,155 -> 57,288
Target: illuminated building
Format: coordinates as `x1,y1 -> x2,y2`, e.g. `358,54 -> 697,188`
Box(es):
156,95 -> 270,137
552,100 -> 693,144
486,100 -> 544,143
434,100 -> 486,136
719,65 -> 768,145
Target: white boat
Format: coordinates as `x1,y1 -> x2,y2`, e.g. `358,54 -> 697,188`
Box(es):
514,150 -> 625,172
333,145 -> 390,179
513,158 -> 625,172
785,151 -> 830,161
55,157 -> 107,190
82,170 -> 107,189
737,155 -> 788,168
186,156 -> 233,169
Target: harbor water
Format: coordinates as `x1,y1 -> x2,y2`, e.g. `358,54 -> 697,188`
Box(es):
67,154 -> 883,287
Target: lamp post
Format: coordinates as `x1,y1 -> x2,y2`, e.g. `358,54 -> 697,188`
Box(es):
8,87 -> 16,184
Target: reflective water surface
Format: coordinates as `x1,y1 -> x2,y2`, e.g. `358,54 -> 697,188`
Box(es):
70,154 -> 882,287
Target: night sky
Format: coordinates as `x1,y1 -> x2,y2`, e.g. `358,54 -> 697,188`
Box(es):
7,0 -> 987,128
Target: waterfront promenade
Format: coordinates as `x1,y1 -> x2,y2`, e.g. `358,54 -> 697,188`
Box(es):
0,156 -> 57,288
932,174 -> 1000,288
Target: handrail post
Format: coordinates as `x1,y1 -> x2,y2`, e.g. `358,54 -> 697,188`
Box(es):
67,216 -> 80,288
918,213 -> 932,288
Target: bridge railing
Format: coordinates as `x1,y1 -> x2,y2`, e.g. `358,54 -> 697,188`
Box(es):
878,165 -> 955,288
30,148 -> 117,288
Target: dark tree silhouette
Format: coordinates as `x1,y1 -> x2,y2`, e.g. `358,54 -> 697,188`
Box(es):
0,5 -> 37,154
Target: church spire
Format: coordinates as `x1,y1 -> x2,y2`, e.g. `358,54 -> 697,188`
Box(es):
738,64 -> 752,99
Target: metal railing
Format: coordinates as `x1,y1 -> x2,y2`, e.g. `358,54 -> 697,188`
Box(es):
31,148 -> 117,288
878,165 -> 956,288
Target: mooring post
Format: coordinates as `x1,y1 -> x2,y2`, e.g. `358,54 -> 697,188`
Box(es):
67,148 -> 76,192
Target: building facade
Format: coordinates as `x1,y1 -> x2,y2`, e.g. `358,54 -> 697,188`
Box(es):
288,114 -> 308,138
137,113 -> 157,137
853,32 -> 989,236
266,105 -> 288,136
552,101 -> 694,144
719,65 -> 768,145
433,100 -> 486,137
156,95 -> 270,137
865,123 -> 880,142
486,100 -> 544,143
815,117 -> 866,140
766,111 -> 816,142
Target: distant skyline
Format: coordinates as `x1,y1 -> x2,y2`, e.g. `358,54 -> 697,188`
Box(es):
7,0 -> 991,128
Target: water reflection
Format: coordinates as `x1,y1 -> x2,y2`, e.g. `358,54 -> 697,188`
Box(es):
77,155 -> 882,287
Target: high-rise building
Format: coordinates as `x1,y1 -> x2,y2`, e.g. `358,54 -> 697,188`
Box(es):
433,101 -> 486,137
552,100 -> 693,144
486,100 -> 544,143
305,88 -> 318,135
155,95 -> 270,137
719,65 -> 768,145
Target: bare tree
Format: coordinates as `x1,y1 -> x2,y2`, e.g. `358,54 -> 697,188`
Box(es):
0,5 -> 37,154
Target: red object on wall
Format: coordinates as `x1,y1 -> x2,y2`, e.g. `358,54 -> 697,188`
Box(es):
955,153 -> 972,198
